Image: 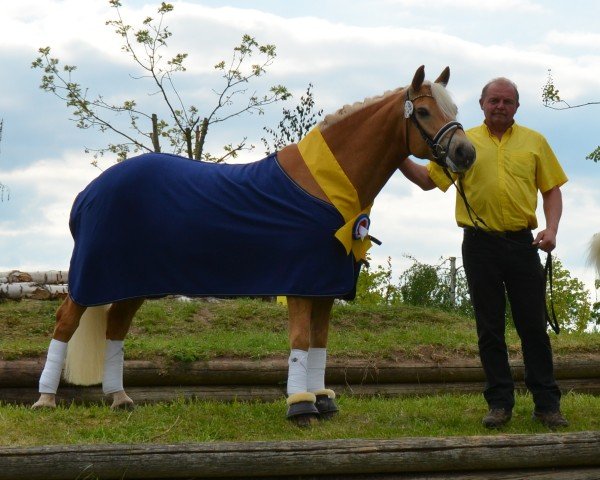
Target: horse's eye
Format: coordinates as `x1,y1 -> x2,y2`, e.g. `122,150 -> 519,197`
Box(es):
416,108 -> 429,117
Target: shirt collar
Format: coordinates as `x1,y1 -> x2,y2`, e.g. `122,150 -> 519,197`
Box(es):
483,121 -> 517,142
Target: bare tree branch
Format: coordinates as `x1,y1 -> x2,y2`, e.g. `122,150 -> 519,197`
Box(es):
31,1 -> 290,162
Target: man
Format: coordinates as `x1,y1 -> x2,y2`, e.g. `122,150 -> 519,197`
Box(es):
399,77 -> 569,429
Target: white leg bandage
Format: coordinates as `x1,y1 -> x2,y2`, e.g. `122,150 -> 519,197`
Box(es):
286,349 -> 309,395
39,339 -> 68,394
307,347 -> 327,392
102,340 -> 125,395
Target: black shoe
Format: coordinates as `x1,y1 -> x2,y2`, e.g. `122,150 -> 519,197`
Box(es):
482,408 -> 512,428
532,410 -> 569,429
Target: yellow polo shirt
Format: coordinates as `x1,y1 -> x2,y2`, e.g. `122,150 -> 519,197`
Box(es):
427,123 -> 568,231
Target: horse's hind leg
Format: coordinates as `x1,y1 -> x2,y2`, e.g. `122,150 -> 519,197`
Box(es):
104,298 -> 144,409
32,296 -> 87,408
309,297 -> 338,419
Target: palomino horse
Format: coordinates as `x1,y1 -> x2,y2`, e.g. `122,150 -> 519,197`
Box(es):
33,66 -> 476,425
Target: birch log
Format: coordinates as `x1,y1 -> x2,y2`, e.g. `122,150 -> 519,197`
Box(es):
0,270 -> 69,299
0,270 -> 68,284
0,282 -> 68,300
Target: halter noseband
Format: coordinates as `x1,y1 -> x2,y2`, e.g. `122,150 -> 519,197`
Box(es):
404,89 -> 463,169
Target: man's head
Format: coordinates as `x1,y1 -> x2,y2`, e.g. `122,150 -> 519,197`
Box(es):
479,78 -> 520,135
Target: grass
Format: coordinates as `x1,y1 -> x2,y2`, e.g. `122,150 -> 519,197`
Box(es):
1,392 -> 598,447
1,297 -> 598,361
0,297 -> 598,446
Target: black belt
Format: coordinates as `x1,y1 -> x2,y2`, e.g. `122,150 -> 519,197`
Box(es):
463,227 -> 531,239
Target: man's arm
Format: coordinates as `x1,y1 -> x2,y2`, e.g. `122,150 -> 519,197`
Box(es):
398,158 -> 436,190
533,186 -> 563,252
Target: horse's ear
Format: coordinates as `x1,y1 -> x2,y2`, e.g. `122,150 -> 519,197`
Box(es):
435,67 -> 450,87
411,65 -> 425,91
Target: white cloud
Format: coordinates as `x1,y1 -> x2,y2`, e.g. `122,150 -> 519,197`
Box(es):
545,30 -> 600,49
0,151 -> 98,269
381,0 -> 544,12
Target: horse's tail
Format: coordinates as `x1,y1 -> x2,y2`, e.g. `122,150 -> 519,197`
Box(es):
587,233 -> 600,277
63,305 -> 110,386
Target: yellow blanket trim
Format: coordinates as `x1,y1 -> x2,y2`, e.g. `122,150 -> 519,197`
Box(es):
298,128 -> 373,261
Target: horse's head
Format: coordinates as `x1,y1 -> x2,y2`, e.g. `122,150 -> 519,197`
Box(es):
405,66 -> 475,173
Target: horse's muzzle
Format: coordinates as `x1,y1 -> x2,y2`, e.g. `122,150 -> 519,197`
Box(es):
447,140 -> 476,173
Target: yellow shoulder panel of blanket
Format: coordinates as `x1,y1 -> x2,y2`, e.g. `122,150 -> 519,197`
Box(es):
297,127 -> 372,262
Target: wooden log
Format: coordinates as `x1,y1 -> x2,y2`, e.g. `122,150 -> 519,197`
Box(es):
302,467 -> 600,479
1,357 -> 599,388
3,378 -> 599,406
320,468 -> 600,479
0,282 -> 68,300
0,270 -> 68,284
0,432 -> 597,479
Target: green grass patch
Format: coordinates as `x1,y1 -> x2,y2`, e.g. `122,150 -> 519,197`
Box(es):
0,391 -> 597,447
1,297 -> 599,361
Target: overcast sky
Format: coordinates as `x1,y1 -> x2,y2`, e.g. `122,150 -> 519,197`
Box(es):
1,0 -> 599,297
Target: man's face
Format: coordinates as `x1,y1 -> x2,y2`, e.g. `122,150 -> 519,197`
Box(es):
480,81 -> 519,131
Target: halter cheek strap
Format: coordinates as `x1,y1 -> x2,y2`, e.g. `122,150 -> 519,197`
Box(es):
405,90 -> 464,169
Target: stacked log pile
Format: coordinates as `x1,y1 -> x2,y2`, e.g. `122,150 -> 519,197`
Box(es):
0,270 -> 68,300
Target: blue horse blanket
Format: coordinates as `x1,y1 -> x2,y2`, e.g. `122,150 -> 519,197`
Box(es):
68,152 -> 361,305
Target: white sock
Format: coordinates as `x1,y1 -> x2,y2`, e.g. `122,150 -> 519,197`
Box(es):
307,347 -> 327,392
286,349 -> 309,395
39,339 -> 68,394
102,340 -> 125,394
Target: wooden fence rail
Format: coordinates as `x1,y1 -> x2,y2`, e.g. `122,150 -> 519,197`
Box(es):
0,432 -> 598,480
1,357 -> 599,406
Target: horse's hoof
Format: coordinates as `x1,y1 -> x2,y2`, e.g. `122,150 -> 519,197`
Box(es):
314,389 -> 339,420
288,413 -> 319,428
111,400 -> 135,410
110,391 -> 135,410
31,394 -> 57,409
286,392 -> 319,426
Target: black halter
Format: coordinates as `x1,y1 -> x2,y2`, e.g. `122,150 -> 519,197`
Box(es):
404,89 -> 464,169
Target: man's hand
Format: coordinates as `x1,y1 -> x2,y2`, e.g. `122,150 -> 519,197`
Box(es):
533,228 -> 557,252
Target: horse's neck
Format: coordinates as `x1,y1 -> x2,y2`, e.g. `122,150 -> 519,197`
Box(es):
278,90 -> 408,208
321,92 -> 407,207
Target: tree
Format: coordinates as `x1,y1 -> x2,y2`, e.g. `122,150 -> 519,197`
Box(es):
261,83 -> 323,154
355,256 -> 401,306
31,0 -> 291,164
547,256 -> 592,332
542,69 -> 600,162
398,255 -> 472,314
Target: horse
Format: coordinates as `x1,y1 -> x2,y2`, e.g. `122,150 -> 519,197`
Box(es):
32,66 -> 476,425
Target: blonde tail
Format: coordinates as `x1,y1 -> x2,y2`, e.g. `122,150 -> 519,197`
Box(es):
63,305 -> 110,385
588,233 -> 600,277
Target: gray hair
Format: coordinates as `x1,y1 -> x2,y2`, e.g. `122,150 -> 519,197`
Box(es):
480,77 -> 519,103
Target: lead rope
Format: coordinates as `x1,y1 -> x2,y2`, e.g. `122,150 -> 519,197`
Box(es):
442,169 -> 560,334
544,253 -> 560,334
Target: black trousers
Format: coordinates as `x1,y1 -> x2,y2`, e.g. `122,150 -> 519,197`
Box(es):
462,228 -> 561,413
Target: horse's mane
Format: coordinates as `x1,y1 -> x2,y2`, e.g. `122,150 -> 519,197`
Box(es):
319,81 -> 457,129
430,82 -> 458,119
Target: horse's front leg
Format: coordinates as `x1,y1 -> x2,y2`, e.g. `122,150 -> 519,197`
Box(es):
32,297 -> 87,408
104,298 -> 144,409
286,296 -> 319,425
309,297 -> 338,420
